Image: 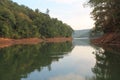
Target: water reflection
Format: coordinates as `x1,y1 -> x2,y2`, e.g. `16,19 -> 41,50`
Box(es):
73,38 -> 90,46
92,46 -> 120,80
49,74 -> 85,80
0,38 -> 120,80
0,42 -> 73,80
29,39 -> 96,80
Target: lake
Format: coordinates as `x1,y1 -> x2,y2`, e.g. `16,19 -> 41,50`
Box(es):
0,38 -> 120,80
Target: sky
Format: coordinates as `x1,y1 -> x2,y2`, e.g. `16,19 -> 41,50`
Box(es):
12,0 -> 94,30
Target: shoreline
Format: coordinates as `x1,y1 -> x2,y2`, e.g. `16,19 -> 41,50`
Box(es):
0,37 -> 72,48
91,32 -> 120,46
91,35 -> 120,54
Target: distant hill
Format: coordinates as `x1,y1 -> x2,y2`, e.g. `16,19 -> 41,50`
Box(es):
72,29 -> 90,38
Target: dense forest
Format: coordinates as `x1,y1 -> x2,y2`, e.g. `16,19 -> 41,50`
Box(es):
88,0 -> 120,44
0,0 -> 73,39
88,0 -> 120,33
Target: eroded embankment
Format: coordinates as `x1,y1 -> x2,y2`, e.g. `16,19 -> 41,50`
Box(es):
91,33 -> 120,54
0,37 -> 72,48
92,33 -> 120,46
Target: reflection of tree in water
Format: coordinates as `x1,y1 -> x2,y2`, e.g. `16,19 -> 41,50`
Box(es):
92,47 -> 120,80
0,42 -> 73,80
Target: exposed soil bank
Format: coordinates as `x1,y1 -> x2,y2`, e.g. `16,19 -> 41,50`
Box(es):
92,33 -> 120,46
91,32 -> 120,53
0,37 -> 72,48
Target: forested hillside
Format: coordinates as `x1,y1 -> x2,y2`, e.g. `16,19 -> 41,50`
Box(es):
88,0 -> 120,44
0,0 -> 73,39
73,29 -> 90,38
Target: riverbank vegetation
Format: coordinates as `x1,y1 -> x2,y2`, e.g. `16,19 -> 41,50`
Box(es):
0,0 -> 73,39
88,0 -> 120,45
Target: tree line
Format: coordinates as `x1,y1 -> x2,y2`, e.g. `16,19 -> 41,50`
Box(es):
88,0 -> 120,34
0,0 -> 73,39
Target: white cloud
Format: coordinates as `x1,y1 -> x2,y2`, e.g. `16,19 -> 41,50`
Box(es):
50,2 -> 94,30
49,74 -> 85,80
49,0 -> 94,30
66,15 -> 94,30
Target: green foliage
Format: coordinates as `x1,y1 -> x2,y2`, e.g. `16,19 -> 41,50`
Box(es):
0,0 -> 73,38
88,0 -> 120,33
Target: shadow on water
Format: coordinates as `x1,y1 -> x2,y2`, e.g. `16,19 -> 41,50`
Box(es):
0,42 -> 73,80
91,46 -> 120,80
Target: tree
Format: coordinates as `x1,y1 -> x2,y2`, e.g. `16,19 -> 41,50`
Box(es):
0,0 -> 73,39
88,0 -> 120,33
46,8 -> 50,15
35,8 -> 39,13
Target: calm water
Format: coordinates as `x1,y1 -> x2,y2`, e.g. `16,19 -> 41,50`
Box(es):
0,38 -> 120,80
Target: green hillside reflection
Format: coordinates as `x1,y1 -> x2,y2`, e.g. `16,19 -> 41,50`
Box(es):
0,42 -> 73,80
